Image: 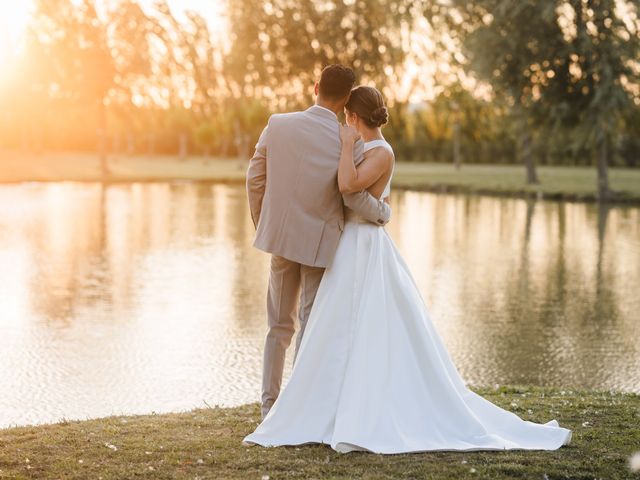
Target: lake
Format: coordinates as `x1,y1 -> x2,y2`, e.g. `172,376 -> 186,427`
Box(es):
0,182 -> 638,429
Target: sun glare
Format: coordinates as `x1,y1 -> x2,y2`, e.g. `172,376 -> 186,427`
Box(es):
0,2 -> 31,60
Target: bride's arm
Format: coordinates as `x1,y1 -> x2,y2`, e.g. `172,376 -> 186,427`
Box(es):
340,130 -> 392,226
338,125 -> 387,194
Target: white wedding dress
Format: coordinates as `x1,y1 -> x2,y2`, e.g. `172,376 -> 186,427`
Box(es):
243,139 -> 572,454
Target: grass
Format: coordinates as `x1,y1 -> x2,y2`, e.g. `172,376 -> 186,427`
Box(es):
0,151 -> 247,183
392,163 -> 640,203
0,385 -> 638,479
1,151 -> 640,203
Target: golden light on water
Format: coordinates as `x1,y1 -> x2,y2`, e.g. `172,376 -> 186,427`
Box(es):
0,0 -> 638,431
0,183 -> 638,428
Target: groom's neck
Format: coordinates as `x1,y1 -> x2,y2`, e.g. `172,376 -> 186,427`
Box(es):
316,97 -> 342,116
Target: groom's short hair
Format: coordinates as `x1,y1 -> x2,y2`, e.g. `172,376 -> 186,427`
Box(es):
318,64 -> 356,100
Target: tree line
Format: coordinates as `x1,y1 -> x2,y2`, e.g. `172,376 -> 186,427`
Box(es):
0,0 -> 638,199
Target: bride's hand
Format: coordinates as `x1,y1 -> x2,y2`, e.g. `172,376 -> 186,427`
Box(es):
339,124 -> 360,144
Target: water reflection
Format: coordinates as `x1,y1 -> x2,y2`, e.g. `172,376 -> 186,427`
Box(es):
0,183 -> 638,428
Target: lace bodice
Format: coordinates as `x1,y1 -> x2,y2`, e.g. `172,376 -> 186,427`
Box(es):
363,139 -> 394,199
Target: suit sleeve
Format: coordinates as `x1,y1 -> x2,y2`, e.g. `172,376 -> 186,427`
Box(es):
246,121 -> 269,229
342,139 -> 392,226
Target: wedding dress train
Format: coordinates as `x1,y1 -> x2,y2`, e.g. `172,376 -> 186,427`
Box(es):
243,139 -> 572,454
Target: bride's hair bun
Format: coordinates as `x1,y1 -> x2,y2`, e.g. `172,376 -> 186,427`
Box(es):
369,106 -> 389,127
345,85 -> 389,129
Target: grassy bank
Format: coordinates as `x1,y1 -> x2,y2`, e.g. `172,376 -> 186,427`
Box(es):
392,163 -> 640,203
0,385 -> 638,479
0,152 -> 247,184
1,151 -> 640,203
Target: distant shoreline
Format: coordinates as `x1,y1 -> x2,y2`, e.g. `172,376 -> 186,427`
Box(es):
1,152 -> 639,205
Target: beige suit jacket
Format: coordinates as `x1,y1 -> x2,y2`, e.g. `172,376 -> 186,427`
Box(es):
246,105 -> 392,268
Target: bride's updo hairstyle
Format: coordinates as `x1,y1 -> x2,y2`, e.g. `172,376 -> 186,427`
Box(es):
345,85 -> 389,128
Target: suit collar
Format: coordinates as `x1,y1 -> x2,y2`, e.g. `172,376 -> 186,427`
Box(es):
307,104 -> 339,121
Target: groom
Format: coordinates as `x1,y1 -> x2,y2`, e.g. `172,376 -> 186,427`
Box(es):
247,64 -> 392,419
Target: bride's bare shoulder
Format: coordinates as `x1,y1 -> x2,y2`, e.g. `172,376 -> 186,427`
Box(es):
363,144 -> 394,169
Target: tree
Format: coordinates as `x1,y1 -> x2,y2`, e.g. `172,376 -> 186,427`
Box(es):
553,0 -> 640,200
195,122 -> 216,158
440,0 -> 640,195
29,0 -> 116,174
449,1 -> 572,184
153,3 -> 226,117
107,0 -> 158,155
225,0 -> 415,110
167,107 -> 192,160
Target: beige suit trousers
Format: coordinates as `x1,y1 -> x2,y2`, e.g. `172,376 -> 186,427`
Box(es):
261,254 -> 324,419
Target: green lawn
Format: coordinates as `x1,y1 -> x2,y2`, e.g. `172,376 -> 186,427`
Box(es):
0,385 -> 638,479
392,163 -> 640,202
1,151 -> 639,203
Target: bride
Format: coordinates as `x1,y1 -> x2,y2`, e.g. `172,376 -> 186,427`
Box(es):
242,85 -> 572,454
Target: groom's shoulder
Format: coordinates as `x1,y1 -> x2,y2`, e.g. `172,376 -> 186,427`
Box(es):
265,110 -> 307,131
269,110 -> 305,122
